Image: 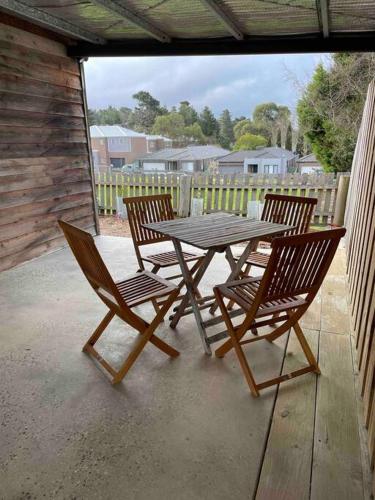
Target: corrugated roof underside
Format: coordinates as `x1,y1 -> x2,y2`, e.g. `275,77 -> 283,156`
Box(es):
18,0 -> 375,40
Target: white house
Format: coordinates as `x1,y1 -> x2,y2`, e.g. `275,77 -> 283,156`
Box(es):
137,145 -> 229,172
296,153 -> 324,174
218,147 -> 297,174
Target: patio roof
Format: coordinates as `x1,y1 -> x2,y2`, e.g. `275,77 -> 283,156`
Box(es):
1,0 -> 375,57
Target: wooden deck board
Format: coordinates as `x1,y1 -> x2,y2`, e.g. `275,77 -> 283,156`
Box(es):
255,329 -> 319,500
311,332 -> 363,500
300,292 -> 321,331
257,245 -> 367,500
321,276 -> 349,334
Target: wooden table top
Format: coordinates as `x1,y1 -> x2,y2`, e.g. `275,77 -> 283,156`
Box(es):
143,213 -> 294,250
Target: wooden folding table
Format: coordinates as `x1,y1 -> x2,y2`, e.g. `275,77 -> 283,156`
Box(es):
143,213 -> 293,355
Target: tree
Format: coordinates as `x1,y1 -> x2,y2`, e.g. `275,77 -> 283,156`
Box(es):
232,116 -> 247,127
119,106 -> 134,128
152,112 -> 185,140
277,105 -> 291,148
132,91 -> 166,133
199,106 -> 219,140
276,129 -> 281,147
94,105 -> 123,125
233,133 -> 268,151
233,119 -> 252,140
295,133 -> 306,156
297,54 -> 375,172
88,108 -> 99,126
218,109 -> 234,148
253,102 -> 280,146
182,123 -> 206,144
178,101 -> 198,126
285,123 -> 293,151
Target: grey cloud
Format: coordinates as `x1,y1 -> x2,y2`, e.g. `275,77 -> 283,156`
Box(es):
84,54 -> 327,118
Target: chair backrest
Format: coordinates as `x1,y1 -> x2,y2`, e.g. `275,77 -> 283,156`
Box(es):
123,194 -> 174,247
261,193 -> 317,235
58,220 -> 124,307
259,228 -> 346,304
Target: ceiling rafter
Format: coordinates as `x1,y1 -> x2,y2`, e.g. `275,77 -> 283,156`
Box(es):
0,0 -> 106,43
68,33 -> 375,58
90,0 -> 171,43
199,0 -> 244,40
317,0 -> 330,38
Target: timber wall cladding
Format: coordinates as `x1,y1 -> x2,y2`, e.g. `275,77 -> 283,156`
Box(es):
345,79 -> 375,488
0,21 -> 96,272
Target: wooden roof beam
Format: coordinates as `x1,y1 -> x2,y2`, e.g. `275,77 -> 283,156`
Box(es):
68,33 -> 375,58
90,0 -> 171,43
317,0 -> 330,38
200,0 -> 243,40
0,0 -> 106,43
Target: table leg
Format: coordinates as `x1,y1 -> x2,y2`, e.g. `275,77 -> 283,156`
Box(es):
209,239 -> 259,315
170,238 -> 215,355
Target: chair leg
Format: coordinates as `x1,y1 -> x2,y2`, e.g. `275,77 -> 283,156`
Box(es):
214,288 -> 259,396
150,265 -> 162,313
231,339 -> 259,397
148,333 -> 179,357
112,289 -> 180,384
293,321 -> 320,374
83,310 -> 115,352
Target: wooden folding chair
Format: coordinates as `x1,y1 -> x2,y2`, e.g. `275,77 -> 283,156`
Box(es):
214,228 -> 346,397
123,194 -> 203,309
242,193 -> 317,272
226,193 -> 318,311
59,220 -> 180,384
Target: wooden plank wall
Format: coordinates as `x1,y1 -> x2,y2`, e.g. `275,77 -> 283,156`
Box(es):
345,79 -> 375,493
0,20 -> 97,272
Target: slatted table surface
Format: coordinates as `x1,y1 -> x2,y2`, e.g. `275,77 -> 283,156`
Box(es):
143,213 -> 293,250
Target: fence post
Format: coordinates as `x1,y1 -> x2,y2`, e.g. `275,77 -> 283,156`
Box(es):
178,174 -> 192,217
333,174 -> 350,226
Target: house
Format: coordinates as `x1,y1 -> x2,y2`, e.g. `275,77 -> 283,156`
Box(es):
146,134 -> 173,153
137,145 -> 230,172
296,153 -> 324,174
218,147 -> 297,174
90,125 -> 172,172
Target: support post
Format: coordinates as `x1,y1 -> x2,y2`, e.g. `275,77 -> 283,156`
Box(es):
80,62 -> 101,235
178,174 -> 192,217
333,174 -> 350,226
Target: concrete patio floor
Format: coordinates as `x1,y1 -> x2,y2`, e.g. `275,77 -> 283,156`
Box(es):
0,236 -> 367,499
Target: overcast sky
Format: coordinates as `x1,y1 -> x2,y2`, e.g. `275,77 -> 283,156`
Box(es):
85,54 -> 328,120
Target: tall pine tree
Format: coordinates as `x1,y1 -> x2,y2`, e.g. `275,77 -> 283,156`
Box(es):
218,109 -> 234,149
199,106 -> 219,140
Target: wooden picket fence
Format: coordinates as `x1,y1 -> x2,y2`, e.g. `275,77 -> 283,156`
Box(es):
96,172 -> 181,214
95,171 -> 346,225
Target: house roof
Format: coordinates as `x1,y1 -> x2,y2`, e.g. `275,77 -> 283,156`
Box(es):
219,147 -> 296,164
297,153 -> 320,164
139,145 -> 230,162
90,125 -> 146,138
147,135 -> 173,142
2,1 -> 375,57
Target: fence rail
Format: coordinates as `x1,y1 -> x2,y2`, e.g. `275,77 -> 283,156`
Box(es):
95,172 -> 346,225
